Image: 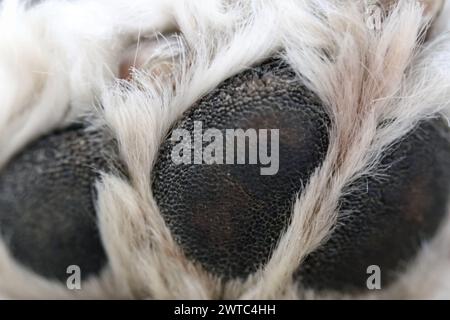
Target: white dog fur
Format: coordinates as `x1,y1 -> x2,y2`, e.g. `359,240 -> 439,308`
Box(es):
0,0 -> 450,299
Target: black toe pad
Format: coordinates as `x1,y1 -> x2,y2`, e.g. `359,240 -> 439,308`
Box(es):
0,125 -> 111,282
152,60 -> 330,279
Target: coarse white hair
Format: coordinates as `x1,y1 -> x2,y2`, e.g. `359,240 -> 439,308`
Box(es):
0,0 -> 450,299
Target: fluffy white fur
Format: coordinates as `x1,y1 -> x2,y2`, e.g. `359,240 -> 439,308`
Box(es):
0,0 -> 450,299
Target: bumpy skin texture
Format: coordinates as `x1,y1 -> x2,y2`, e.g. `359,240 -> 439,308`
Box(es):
153,58 -> 450,289
152,60 -> 330,279
0,124 -> 111,282
297,118 -> 450,292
